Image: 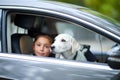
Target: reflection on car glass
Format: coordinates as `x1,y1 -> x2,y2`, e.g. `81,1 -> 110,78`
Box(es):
0,77 -> 13,80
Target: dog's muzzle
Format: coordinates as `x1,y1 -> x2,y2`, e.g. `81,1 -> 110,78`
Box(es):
51,46 -> 55,50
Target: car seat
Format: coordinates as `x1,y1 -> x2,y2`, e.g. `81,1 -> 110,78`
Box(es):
11,33 -> 33,54
11,14 -> 36,54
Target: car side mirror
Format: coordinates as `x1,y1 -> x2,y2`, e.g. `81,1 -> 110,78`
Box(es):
107,51 -> 120,69
107,44 -> 120,69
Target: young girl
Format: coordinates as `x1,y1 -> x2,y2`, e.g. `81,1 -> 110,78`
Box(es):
33,34 -> 53,57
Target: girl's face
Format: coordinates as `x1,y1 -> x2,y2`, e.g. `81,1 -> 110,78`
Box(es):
33,37 -> 51,57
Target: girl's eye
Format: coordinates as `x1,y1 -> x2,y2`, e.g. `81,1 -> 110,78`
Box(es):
37,44 -> 41,46
45,46 -> 50,48
61,39 -> 66,42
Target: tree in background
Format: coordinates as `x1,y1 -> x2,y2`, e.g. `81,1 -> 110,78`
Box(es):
84,0 -> 120,22
55,0 -> 120,22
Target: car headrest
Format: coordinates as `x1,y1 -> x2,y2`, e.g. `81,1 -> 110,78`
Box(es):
11,34 -> 33,54
14,14 -> 36,29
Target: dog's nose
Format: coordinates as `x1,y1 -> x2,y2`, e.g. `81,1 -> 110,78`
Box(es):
51,46 -> 55,50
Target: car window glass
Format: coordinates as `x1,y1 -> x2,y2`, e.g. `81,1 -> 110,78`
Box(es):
37,15 -> 116,63
55,21 -> 115,63
6,13 -> 117,63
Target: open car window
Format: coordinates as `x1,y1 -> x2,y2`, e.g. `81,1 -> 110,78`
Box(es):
6,12 -> 117,63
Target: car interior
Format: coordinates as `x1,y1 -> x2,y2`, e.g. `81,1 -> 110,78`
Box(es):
6,12 -> 117,63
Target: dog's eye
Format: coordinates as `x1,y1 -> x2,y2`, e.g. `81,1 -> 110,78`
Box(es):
61,39 -> 66,42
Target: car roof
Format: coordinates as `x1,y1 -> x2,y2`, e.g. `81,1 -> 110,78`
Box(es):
0,0 -> 120,26
0,0 -> 120,41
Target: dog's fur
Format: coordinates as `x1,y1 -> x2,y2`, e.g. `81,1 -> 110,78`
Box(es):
51,33 -> 87,61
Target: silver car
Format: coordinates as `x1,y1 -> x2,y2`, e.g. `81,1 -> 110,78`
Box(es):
0,0 -> 120,80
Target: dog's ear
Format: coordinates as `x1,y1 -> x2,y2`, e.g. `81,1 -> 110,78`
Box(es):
71,38 -> 80,53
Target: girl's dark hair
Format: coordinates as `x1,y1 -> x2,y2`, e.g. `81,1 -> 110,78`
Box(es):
33,34 -> 53,44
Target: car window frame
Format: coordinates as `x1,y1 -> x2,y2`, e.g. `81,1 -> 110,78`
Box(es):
3,9 -> 120,56
0,9 -> 2,52
1,9 -> 8,53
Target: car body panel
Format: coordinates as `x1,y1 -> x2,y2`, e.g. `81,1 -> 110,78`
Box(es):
0,53 -> 119,80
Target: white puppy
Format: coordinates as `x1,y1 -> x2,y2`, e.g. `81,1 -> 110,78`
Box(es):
51,33 -> 87,61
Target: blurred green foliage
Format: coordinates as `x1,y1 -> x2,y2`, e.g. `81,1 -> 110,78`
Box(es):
54,0 -> 120,23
